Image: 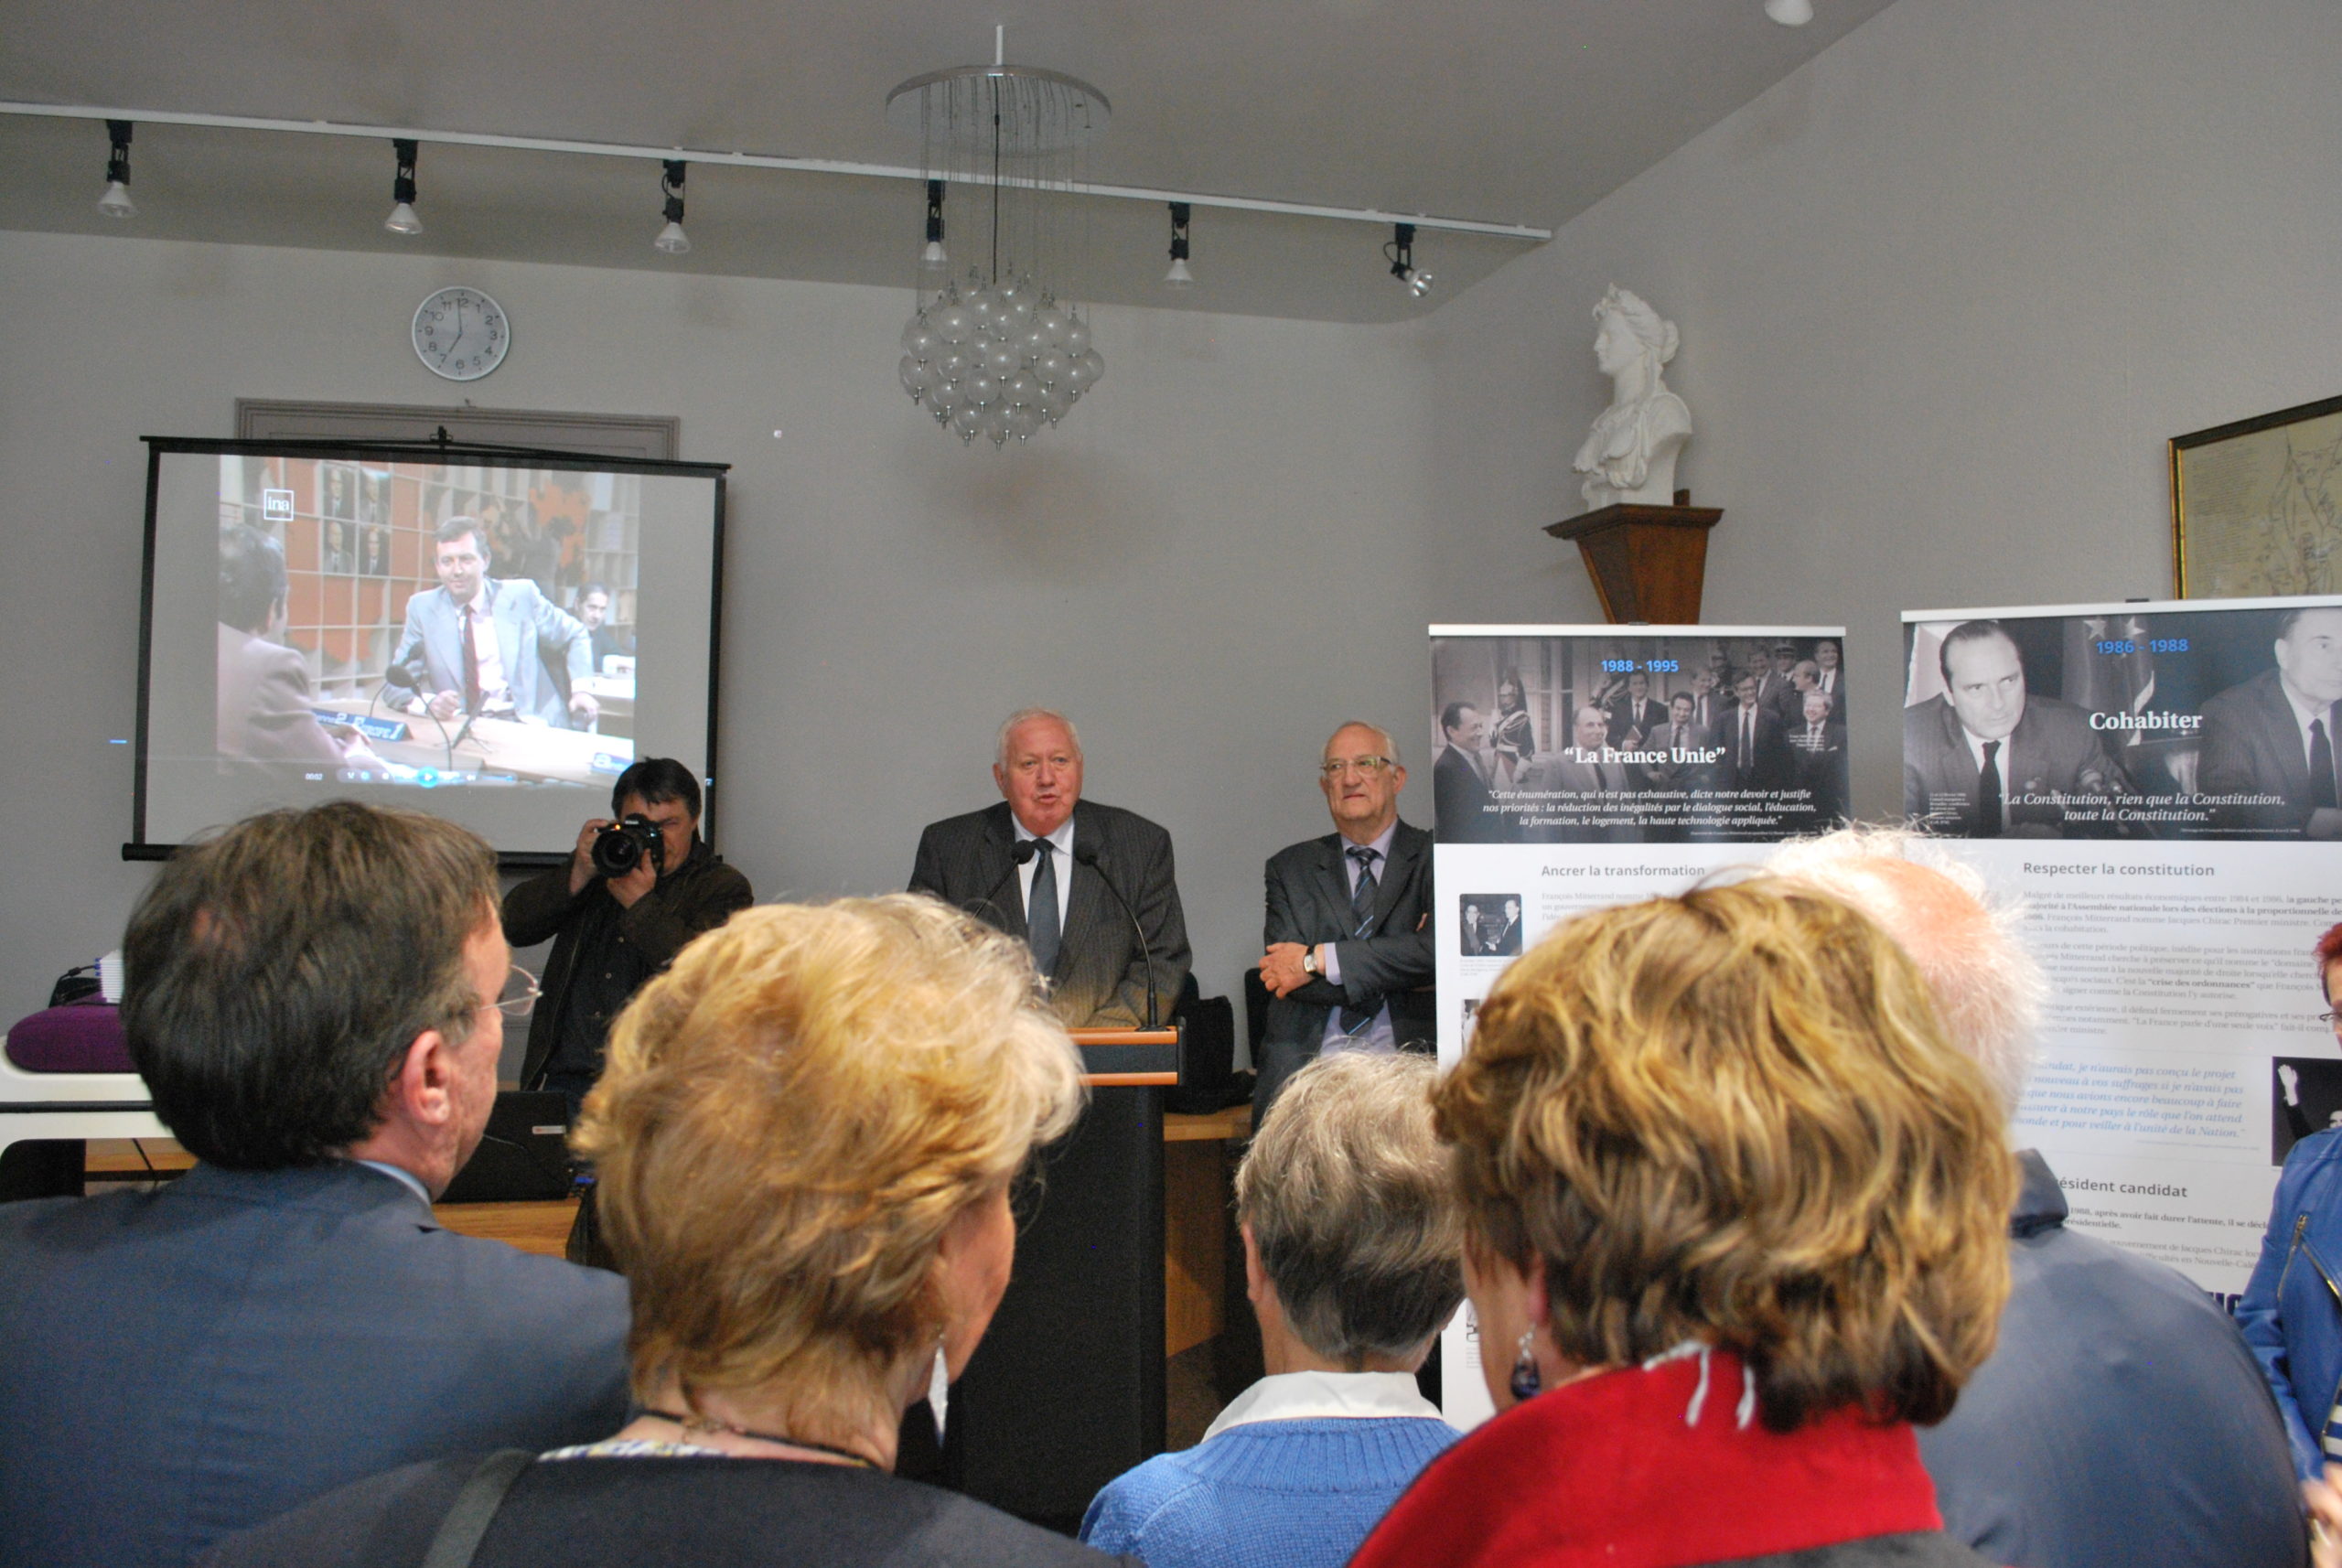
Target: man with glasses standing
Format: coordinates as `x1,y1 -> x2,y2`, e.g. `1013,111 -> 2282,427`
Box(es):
0,802 -> 630,1568
1255,723 -> 1435,1125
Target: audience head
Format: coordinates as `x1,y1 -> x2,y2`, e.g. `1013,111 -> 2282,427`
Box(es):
1436,878 -> 2014,1431
610,757 -> 704,869
575,895 -> 1084,1444
2315,921 -> 2342,1021
1768,824 -> 2044,1114
218,523 -> 288,636
994,707 -> 1083,837
122,802 -> 505,1188
1236,1051 -> 1462,1372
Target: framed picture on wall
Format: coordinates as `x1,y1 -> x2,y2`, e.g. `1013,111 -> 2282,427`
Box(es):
2170,392 -> 2342,598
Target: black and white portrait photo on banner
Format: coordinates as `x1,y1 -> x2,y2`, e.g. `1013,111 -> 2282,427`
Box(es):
1426,621 -> 1847,1427
1900,596 -> 2342,1302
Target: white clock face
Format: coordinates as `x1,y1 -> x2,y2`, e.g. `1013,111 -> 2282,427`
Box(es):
413,287 -> 510,381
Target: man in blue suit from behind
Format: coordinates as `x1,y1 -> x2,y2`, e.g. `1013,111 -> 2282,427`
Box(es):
0,802 -> 631,1568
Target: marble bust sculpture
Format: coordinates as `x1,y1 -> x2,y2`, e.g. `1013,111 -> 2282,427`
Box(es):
1573,286 -> 1692,510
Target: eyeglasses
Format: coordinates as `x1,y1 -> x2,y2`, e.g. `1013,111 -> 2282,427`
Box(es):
2321,1009 -> 2342,1028
494,964 -> 542,1018
1320,757 -> 1396,779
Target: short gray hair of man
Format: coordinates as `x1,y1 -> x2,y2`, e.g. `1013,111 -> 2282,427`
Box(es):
995,707 -> 1081,772
1235,1051 -> 1464,1366
1325,721 -> 1402,770
1767,824 -> 2046,1115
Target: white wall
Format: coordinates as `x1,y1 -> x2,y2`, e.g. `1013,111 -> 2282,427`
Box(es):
0,230 -> 1437,1037
1423,0 -> 2342,816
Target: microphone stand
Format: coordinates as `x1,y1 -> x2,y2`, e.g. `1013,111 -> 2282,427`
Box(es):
970,838 -> 1040,929
1073,843 -> 1159,1031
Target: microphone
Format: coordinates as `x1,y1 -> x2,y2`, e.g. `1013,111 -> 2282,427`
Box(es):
1073,843 -> 1158,1031
972,837 -> 1040,928
379,654 -> 426,694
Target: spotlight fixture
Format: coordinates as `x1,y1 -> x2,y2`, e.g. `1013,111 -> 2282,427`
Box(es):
1764,0 -> 1813,24
383,139 -> 422,235
1164,201 -> 1194,287
920,178 -> 949,269
654,159 -> 691,254
97,120 -> 136,219
1386,222 -> 1434,298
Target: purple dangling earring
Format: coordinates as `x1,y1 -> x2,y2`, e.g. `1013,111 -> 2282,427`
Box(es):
1509,1328 -> 1542,1401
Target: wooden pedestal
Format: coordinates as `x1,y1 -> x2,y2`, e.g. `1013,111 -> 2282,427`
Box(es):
1545,501 -> 1724,624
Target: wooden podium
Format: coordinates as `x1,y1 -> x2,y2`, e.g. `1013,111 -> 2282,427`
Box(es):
941,1026 -> 1180,1529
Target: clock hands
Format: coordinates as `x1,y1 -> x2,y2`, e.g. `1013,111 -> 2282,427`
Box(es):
439,300 -> 468,370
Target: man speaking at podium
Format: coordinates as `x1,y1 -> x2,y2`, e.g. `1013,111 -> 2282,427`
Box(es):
905,707 -> 1190,1525
910,707 -> 1190,1027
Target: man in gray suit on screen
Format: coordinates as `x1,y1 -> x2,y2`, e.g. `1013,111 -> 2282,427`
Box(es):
388,516 -> 598,730
0,802 -> 630,1568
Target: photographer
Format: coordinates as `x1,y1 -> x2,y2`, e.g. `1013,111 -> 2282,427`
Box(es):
504,758 -> 754,1118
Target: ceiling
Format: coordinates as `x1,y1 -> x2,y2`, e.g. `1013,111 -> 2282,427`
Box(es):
0,0 -> 1892,322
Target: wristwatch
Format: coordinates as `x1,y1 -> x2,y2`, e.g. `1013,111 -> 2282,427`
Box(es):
1302,948 -> 1320,975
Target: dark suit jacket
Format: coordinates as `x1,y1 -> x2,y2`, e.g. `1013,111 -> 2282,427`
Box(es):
909,800 -> 1191,1029
505,839 -> 756,1088
0,1162 -> 630,1568
199,1450 -> 1131,1568
1254,821 -> 1434,1120
1433,744 -> 1506,843
216,623 -> 343,766
1918,1154 -> 2303,1568
1606,695 -> 1668,746
1716,703 -> 1793,792
1791,720 -> 1851,822
1902,693 -> 2117,836
2198,667 -> 2337,836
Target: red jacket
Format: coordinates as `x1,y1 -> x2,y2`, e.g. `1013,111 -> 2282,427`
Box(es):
1351,1347 -> 1990,1568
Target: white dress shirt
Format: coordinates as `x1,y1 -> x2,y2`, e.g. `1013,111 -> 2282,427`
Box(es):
1200,1369 -> 1447,1443
1012,815 -> 1076,932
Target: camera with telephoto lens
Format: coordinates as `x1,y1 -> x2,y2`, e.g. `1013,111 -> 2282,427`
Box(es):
590,814 -> 664,878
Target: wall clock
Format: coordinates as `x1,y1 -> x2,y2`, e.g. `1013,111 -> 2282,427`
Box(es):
412,287 -> 510,381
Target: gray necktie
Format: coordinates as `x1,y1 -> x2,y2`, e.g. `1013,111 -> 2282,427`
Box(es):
1026,842 -> 1060,975
1338,847 -> 1380,1034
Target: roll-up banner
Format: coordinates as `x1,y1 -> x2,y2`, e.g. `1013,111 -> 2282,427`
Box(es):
1901,596 -> 2342,1301
1429,622 -> 1850,1426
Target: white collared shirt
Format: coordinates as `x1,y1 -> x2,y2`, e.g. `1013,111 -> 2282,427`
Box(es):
1012,815 -> 1076,932
1320,820 -> 1401,1053
1201,1369 -> 1447,1444
455,584 -> 512,711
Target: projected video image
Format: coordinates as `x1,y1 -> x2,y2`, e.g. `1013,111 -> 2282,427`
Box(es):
213,456 -> 642,790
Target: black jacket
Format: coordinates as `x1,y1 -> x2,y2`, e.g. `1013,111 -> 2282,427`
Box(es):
504,839 -> 753,1087
199,1453 -> 1133,1568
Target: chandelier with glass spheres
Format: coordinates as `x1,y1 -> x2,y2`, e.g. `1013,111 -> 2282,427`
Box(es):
886,52 -> 1109,447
